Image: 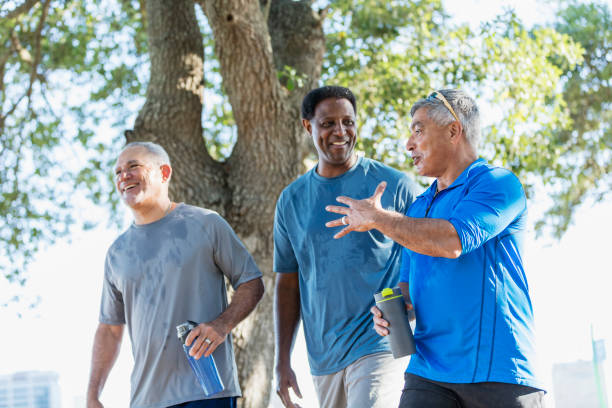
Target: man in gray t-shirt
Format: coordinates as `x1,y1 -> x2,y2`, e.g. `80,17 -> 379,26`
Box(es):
87,142 -> 264,408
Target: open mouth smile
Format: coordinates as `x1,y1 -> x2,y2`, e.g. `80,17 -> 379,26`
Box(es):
330,141 -> 349,148
122,183 -> 139,193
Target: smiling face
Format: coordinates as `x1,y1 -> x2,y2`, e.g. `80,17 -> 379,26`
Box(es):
406,107 -> 455,179
303,97 -> 357,178
114,146 -> 169,210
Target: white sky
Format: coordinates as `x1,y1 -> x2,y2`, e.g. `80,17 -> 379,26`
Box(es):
1,1 -> 611,408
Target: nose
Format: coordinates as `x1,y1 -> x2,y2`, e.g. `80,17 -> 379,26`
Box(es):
406,133 -> 415,152
116,168 -> 132,183
332,121 -> 345,136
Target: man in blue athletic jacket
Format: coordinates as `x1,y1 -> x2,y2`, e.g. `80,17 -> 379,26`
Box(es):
325,89 -> 545,407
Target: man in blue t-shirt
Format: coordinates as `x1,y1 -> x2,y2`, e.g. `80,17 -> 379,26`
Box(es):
325,89 -> 545,407
273,86 -> 420,408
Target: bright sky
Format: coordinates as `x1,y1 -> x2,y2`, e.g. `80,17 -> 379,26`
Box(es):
1,1 -> 611,408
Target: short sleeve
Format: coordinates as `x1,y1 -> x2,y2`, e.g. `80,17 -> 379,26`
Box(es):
99,254 -> 126,325
448,169 -> 526,255
209,213 -> 262,290
273,191 -> 298,273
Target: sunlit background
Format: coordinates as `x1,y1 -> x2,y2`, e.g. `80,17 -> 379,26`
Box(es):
1,0 -> 611,407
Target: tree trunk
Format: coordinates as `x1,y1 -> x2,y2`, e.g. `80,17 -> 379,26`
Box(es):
128,1 -> 324,406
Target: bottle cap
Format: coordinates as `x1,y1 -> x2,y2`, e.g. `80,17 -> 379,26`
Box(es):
374,287 -> 403,303
381,287 -> 394,298
176,320 -> 198,344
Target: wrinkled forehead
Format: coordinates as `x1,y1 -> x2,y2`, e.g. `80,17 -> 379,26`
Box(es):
115,146 -> 156,169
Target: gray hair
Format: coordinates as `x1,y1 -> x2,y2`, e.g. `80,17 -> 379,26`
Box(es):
410,89 -> 481,149
123,141 -> 171,166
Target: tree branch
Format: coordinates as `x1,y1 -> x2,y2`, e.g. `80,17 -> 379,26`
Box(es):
0,52 -> 7,97
261,0 -> 271,21
1,33 -> 28,119
196,0 -> 326,230
10,31 -> 33,64
267,0 -> 326,168
27,0 -> 51,104
138,0 -> 147,29
1,0 -> 39,20
3,94 -> 27,119
197,0 -> 283,144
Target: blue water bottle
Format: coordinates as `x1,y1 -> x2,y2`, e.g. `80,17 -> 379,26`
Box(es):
176,320 -> 224,396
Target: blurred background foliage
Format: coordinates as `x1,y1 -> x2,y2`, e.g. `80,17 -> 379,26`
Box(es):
0,0 -> 609,291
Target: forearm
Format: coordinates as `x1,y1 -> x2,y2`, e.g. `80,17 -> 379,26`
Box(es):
274,273 -> 301,367
87,323 -> 124,402
213,277 -> 264,333
374,209 -> 462,258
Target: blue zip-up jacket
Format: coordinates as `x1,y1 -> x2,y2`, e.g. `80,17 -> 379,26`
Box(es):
400,158 -> 544,389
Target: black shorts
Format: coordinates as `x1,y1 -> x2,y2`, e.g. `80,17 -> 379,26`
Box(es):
399,373 -> 545,408
167,397 -> 237,408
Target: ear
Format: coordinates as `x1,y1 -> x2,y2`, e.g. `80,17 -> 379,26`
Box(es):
160,164 -> 172,182
448,121 -> 464,144
302,118 -> 312,135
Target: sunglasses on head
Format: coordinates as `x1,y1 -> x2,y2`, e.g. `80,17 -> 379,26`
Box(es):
426,91 -> 459,123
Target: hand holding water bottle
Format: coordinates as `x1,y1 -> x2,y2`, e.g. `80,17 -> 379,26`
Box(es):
372,287 -> 416,358
177,321 -> 225,397
184,319 -> 229,359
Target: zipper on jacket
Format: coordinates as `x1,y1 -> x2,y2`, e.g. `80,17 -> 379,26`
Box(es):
424,190 -> 439,217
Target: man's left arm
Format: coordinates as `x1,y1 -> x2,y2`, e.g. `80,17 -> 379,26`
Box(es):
186,213 -> 264,359
186,277 -> 264,359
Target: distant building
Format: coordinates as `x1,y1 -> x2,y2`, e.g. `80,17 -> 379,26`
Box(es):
0,371 -> 61,408
552,360 -> 608,408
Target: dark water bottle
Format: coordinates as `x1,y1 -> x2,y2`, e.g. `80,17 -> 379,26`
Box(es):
176,321 -> 224,396
374,287 -> 416,358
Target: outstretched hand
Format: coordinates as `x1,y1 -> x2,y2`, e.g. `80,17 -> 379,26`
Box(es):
325,181 -> 387,239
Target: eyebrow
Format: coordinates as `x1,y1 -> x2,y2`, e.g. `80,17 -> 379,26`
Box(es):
410,120 -> 424,130
318,115 -> 355,121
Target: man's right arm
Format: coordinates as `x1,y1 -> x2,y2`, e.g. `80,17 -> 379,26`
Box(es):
274,272 -> 303,408
86,323 -> 124,408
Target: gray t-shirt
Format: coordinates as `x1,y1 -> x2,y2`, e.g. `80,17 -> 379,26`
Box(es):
99,203 -> 262,408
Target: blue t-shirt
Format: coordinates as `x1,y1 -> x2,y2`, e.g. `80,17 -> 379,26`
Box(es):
274,156 -> 419,375
400,158 -> 543,389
